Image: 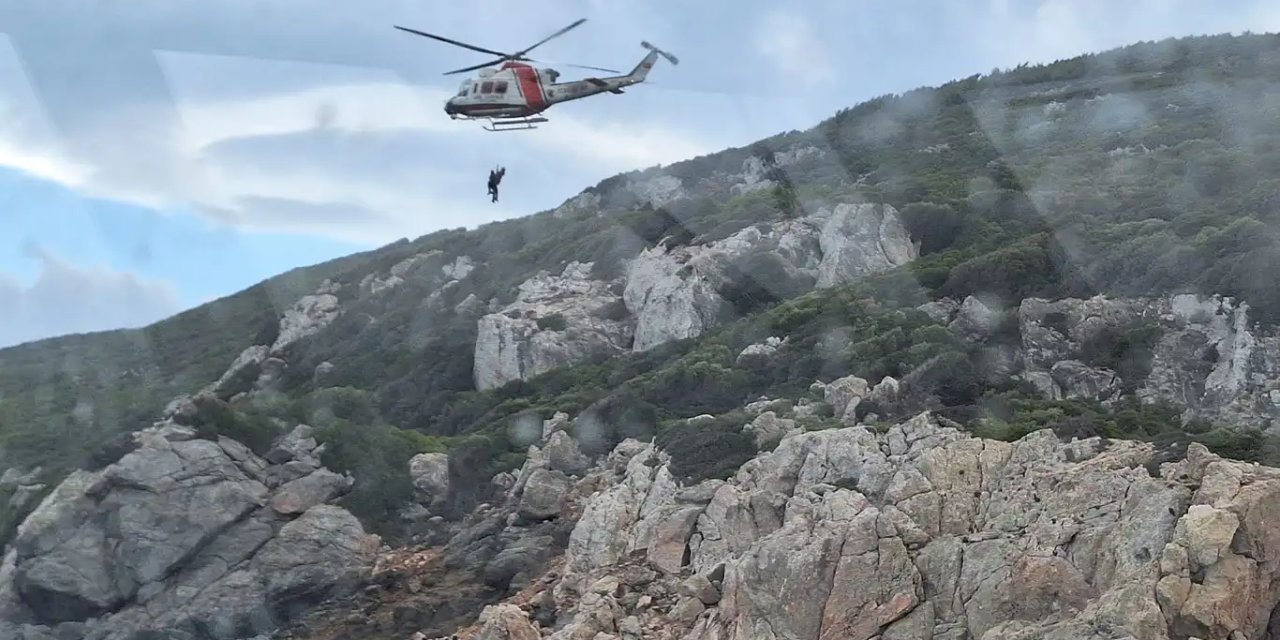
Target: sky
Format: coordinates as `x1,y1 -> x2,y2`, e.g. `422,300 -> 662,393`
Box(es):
1,0 -> 1279,348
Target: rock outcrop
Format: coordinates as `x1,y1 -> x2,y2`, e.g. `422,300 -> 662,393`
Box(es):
1140,294 -> 1280,431
814,203 -> 918,288
625,175 -> 686,209
0,423 -> 377,640
271,285 -> 341,355
729,146 -> 826,196
1015,294 -> 1280,426
189,279 -> 347,404
623,243 -> 737,353
0,467 -> 46,515
624,203 -> 916,352
410,452 -> 452,512
474,262 -> 634,391
359,251 -> 440,296
458,412 -> 1280,640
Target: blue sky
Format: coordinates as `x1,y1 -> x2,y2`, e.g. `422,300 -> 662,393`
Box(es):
1,0 -> 1279,348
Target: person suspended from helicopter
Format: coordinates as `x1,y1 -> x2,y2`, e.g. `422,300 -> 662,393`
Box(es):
487,166 -> 506,202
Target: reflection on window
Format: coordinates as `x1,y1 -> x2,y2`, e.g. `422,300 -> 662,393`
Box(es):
495,81 -> 508,94
481,81 -> 494,94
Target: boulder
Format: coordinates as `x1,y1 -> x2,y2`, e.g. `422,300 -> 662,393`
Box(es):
409,452 -> 451,509
815,203 -> 917,288
517,469 -> 571,522
0,423 -> 378,638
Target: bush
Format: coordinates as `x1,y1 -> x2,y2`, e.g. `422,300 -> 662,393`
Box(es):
536,313 -> 568,332
316,420 -> 450,540
1078,320 -> 1162,392
569,394 -> 659,457
899,202 -> 963,254
655,416 -> 757,483
188,395 -> 280,455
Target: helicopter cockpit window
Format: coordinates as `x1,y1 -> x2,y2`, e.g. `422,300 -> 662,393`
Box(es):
494,81 -> 509,94
480,81 -> 494,94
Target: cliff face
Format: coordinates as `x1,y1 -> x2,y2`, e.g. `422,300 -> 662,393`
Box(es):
471,201 -> 918,388
0,423 -> 378,640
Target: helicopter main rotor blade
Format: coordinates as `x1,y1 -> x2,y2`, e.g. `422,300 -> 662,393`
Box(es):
523,57 -> 621,74
444,59 -> 509,75
394,25 -> 510,58
513,18 -> 587,58
558,62 -> 623,74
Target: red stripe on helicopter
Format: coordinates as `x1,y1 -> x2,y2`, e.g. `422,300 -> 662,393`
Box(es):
514,66 -> 547,110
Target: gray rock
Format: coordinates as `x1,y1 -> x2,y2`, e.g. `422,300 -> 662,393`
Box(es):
917,297 -> 960,324
537,409 -> 1280,640
624,174 -> 685,208
474,603 -> 540,640
208,345 -> 269,397
815,203 -> 917,288
869,376 -> 900,406
13,438 -> 271,623
483,536 -> 555,590
680,573 -> 720,605
670,597 -> 705,624
2,467 -> 43,488
736,337 -> 785,364
823,375 -> 869,422
269,469 -> 353,515
264,425 -> 319,466
544,431 -> 591,477
409,452 -> 451,509
624,245 -> 733,353
2,425 -> 377,640
7,484 -> 46,513
443,255 -> 475,281
948,296 -> 1003,341
270,292 -> 340,354
517,469 -> 570,522
743,411 -> 796,448
475,262 -> 634,390
1050,360 -> 1122,401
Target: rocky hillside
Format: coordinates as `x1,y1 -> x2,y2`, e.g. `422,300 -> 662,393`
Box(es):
4,30 -> 1280,639
273,394 -> 1280,640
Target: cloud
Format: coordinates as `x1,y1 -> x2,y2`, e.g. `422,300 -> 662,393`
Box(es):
0,247 -> 181,348
754,10 -> 835,85
960,0 -> 1280,72
0,39 -> 719,245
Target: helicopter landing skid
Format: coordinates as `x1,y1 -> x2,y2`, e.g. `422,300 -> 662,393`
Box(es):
482,116 -> 548,132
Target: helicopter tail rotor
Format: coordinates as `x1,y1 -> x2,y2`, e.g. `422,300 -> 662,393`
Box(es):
640,41 -> 679,66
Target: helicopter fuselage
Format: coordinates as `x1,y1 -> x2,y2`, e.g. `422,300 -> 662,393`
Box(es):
442,57 -> 654,120
395,19 -> 675,130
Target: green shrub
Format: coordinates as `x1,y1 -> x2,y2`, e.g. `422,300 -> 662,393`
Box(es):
1078,320 -> 1163,392
655,416 -> 757,483
536,313 -> 569,332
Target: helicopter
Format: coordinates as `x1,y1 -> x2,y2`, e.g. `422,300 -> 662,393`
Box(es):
394,18 -> 678,131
